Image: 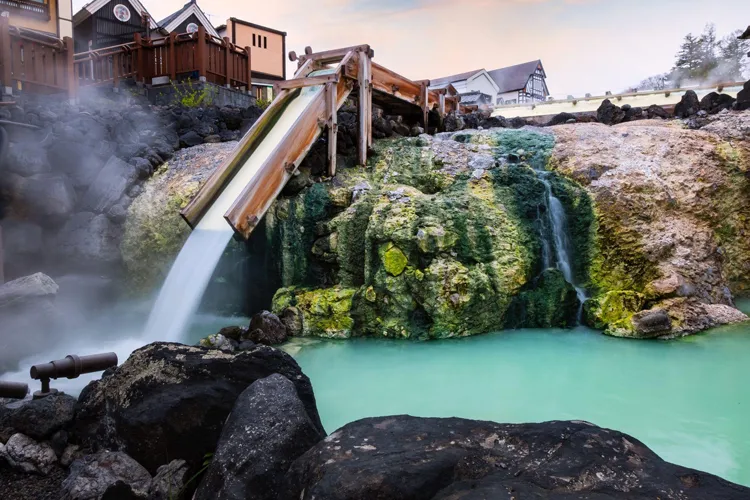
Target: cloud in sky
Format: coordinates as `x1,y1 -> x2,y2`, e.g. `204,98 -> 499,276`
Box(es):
73,0 -> 750,96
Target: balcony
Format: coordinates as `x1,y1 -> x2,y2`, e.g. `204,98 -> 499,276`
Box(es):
0,0 -> 50,20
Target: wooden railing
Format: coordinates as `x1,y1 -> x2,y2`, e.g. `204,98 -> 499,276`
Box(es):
0,18 -> 75,98
73,27 -> 253,91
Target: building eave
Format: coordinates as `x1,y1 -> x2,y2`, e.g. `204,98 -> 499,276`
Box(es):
74,0 -> 158,29
163,3 -> 220,38
228,17 -> 287,37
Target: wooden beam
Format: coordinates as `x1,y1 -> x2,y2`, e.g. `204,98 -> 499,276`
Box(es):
245,46 -> 252,90
180,89 -> 298,227
224,75 -> 354,239
169,32 -> 177,81
223,37 -> 232,86
276,73 -> 339,92
357,51 -> 369,166
326,81 -> 338,176
298,44 -> 370,66
420,81 -> 428,129
196,27 -> 207,80
1,18 -> 12,95
64,36 -> 76,101
371,62 -> 421,103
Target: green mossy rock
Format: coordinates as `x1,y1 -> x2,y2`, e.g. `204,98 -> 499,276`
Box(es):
272,286 -> 356,339
506,269 -> 580,329
583,290 -> 646,337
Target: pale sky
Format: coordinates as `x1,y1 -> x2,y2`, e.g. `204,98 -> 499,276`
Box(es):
73,0 -> 750,96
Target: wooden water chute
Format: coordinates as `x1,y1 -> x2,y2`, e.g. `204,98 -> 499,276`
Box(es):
181,44 -> 451,240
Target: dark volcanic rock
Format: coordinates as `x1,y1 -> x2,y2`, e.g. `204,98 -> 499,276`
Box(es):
479,115 -> 507,129
55,212 -> 122,268
507,116 -> 528,128
546,112 -> 578,126
73,342 -> 324,474
597,99 -> 626,125
61,451 -> 151,500
284,416 -> 749,500
195,374 -> 324,500
248,311 -> 288,346
737,80 -> 750,111
148,459 -> 189,500
646,104 -> 670,119
18,173 -> 77,223
80,156 -> 138,214
179,130 -> 203,148
0,393 -> 77,441
4,143 -> 51,176
699,92 -> 735,115
674,90 -> 700,118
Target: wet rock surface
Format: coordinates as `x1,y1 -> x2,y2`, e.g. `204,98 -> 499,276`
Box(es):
72,342 -> 324,474
0,393 -> 77,441
61,451 -> 151,500
248,311 -> 288,346
284,416 -> 748,500
195,374 -> 324,500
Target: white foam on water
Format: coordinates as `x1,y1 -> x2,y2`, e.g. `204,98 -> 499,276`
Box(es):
144,83 -> 328,343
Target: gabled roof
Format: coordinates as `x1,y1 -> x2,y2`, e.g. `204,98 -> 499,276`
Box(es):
459,92 -> 491,105
430,69 -> 484,88
487,60 -> 545,93
73,0 -> 158,29
740,26 -> 750,40
159,0 -> 220,38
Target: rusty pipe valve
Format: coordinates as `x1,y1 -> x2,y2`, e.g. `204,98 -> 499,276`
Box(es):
30,353 -> 118,399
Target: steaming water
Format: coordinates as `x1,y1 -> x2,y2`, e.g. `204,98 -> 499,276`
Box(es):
143,80 -> 330,343
292,323 -> 750,487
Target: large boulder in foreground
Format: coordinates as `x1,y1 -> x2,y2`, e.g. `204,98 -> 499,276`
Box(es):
195,374 -> 324,500
61,451 -> 151,500
73,342 -> 324,474
284,416 -> 749,499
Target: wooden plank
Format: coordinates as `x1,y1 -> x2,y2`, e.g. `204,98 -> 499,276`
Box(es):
366,55 -> 372,148
298,44 -> 370,66
357,52 -> 370,165
196,27 -> 207,80
223,37 -> 231,86
326,81 -> 337,176
224,75 -> 353,239
371,62 -> 421,102
421,81 -> 428,128
245,46 -> 252,90
180,89 -> 298,226
169,32 -> 177,81
0,19 -> 12,92
293,58 -> 315,79
277,73 -> 340,91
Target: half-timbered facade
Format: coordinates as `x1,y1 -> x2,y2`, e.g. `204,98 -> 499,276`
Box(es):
72,0 -> 157,52
488,60 -> 549,105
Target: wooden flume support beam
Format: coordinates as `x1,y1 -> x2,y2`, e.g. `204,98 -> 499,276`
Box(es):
224,65 -> 355,238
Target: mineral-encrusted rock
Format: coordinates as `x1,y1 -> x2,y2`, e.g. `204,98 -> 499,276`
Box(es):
195,374 -> 324,500
73,342 -> 324,474
148,459 -> 189,500
0,433 -> 57,475
506,268 -> 580,328
55,212 -> 122,269
0,393 -> 77,441
283,416 -> 749,499
61,451 -> 151,500
247,311 -> 288,346
674,90 -> 700,118
80,156 -> 138,214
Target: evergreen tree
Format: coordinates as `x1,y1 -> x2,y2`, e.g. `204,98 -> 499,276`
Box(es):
673,33 -> 703,84
697,23 -> 719,78
717,30 -> 750,81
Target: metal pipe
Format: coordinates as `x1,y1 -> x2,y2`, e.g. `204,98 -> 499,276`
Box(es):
0,381 -> 29,400
30,353 -> 118,381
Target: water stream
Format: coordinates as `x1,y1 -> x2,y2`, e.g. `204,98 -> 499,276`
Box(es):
143,81 -> 328,342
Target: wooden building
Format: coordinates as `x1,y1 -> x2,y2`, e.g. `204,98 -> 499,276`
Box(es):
0,0 -> 73,39
157,0 -> 218,38
431,60 -> 549,106
72,0 -> 157,53
216,18 -> 286,100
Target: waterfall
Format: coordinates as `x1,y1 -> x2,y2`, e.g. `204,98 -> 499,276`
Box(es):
537,172 -> 588,321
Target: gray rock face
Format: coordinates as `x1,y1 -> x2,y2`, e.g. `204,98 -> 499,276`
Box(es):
632,309 -> 673,337
50,140 -> 105,189
4,143 -> 51,176
73,342 -> 324,474
0,393 -> 77,441
80,156 -> 138,213
0,272 -> 58,307
55,212 -> 122,267
62,451 -> 152,500
0,433 -> 57,475
18,173 -> 77,222
195,374 -> 324,500
248,311 -> 288,346
148,459 -> 189,500
284,416 -> 750,500
0,220 -> 43,259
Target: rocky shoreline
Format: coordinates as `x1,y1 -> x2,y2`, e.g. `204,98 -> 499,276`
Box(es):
2,342 -> 748,500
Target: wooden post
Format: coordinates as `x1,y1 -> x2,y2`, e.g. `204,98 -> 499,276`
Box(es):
366,54 -> 372,148
0,17 -> 12,97
196,27 -> 207,81
421,81 -> 428,130
245,46 -> 252,93
64,37 -> 76,101
169,32 -> 177,82
113,52 -> 120,89
326,82 -> 338,176
439,92 -> 446,117
134,33 -> 144,83
357,51 -> 369,166
223,37 -> 231,87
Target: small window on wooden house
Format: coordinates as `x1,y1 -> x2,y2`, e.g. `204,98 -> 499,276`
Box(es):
263,36 -> 267,49
253,34 -> 256,46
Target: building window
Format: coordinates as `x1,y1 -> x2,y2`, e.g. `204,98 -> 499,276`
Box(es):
252,33 -> 256,46
263,36 -> 267,49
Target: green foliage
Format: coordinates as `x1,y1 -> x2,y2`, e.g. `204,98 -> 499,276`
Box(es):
171,79 -> 214,108
179,453 -> 213,498
256,98 -> 271,110
671,23 -> 749,85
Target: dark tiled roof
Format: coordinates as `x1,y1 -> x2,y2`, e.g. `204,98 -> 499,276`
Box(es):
740,26 -> 750,40
158,1 -> 192,28
487,60 -> 543,93
430,69 -> 484,87
459,92 -> 488,104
